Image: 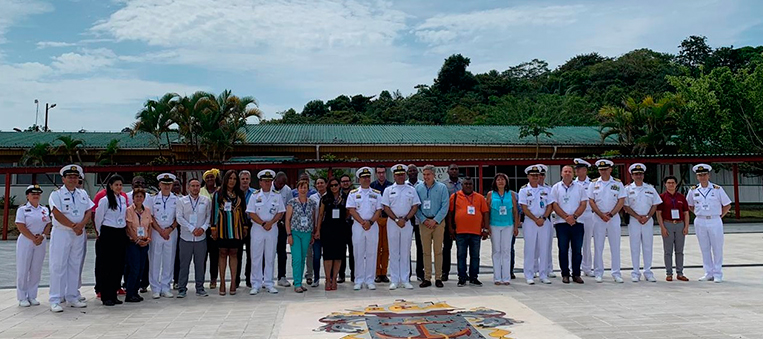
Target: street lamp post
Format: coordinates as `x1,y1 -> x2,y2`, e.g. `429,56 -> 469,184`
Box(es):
44,103 -> 56,132
34,99 -> 39,130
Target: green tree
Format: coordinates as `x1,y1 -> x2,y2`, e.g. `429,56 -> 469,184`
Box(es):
194,90 -> 263,161
519,116 -> 554,158
21,142 -> 52,166
97,139 -> 120,165
54,135 -> 86,164
133,93 -> 177,158
677,35 -> 712,68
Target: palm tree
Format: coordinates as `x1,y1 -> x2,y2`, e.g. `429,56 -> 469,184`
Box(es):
21,142 -> 52,166
97,139 -> 120,165
170,91 -> 215,159
599,95 -> 683,155
519,116 -> 554,158
194,90 -> 263,160
54,135 -> 86,164
133,93 -> 177,158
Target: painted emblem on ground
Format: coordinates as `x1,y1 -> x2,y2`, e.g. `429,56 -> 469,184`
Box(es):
315,300 -> 521,339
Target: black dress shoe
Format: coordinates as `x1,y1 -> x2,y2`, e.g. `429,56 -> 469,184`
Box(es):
125,296 -> 142,303
103,300 -> 115,306
572,276 -> 584,284
457,279 -> 466,287
114,299 -> 123,304
374,276 -> 382,283
469,279 -> 483,287
337,277 -> 345,284
441,276 -> 449,282
562,276 -> 570,284
511,273 -> 516,279
435,280 -> 444,288
380,276 -> 390,283
137,296 -> 144,301
419,280 -> 432,288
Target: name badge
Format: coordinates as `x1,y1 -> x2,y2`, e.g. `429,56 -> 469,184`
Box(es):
671,209 -> 680,219
117,218 -> 125,226
224,202 -> 232,212
161,214 -> 169,221
702,204 -> 709,211
42,215 -> 49,223
332,209 -> 340,219
189,214 -> 198,225
499,205 -> 507,216
467,205 -> 476,215
300,217 -> 309,227
422,200 -> 431,209
137,227 -> 146,238
72,209 -> 80,216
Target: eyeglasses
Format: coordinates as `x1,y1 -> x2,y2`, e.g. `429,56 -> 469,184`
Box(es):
329,184 -> 339,187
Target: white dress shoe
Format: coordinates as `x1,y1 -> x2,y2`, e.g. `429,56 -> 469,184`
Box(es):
631,276 -> 640,282
267,286 -> 279,294
714,277 -> 723,283
18,300 -> 31,307
403,283 -> 414,289
389,283 -> 397,290
152,293 -> 161,299
353,284 -> 362,291
646,276 -> 657,282
50,303 -> 63,313
69,300 -> 87,308
698,275 -> 714,281
614,276 -> 624,283
595,276 -> 603,283
541,279 -> 552,284
367,283 -> 376,290
161,291 -> 174,298
28,299 -> 40,306
249,288 -> 259,295
547,272 -> 557,278
526,279 -> 535,285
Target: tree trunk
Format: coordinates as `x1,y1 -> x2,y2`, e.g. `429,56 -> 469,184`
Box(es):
535,136 -> 540,158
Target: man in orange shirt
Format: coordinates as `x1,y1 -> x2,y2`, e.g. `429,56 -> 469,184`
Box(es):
447,177 -> 489,287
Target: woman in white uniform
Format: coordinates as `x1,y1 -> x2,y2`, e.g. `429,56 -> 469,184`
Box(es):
15,185 -> 51,307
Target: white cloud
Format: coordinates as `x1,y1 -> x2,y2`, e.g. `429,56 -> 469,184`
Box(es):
0,0 -> 53,42
51,48 -> 118,74
36,41 -> 78,49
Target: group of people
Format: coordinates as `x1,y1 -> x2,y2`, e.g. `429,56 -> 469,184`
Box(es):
13,159 -> 731,312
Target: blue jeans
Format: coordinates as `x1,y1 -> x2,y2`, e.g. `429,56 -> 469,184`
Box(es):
312,239 -> 322,282
456,234 -> 481,281
555,223 -> 584,277
126,243 -> 149,298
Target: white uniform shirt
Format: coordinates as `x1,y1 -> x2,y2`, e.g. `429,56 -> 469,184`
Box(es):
277,184 -> 292,210
15,202 -> 51,234
49,187 -> 95,227
152,193 -> 179,228
381,183 -> 421,223
346,187 -> 382,222
550,180 -> 587,224
176,194 -> 212,242
94,195 -> 128,233
587,178 -> 627,212
624,182 -> 662,216
687,182 -> 732,217
246,189 -> 286,226
575,177 -> 593,215
518,184 -> 554,218
127,190 -> 153,207
309,192 -> 324,207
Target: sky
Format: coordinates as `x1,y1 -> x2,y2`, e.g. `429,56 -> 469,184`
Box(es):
0,0 -> 762,132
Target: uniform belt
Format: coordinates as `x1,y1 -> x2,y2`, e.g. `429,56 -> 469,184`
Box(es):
667,220 -> 683,224
700,215 -> 719,219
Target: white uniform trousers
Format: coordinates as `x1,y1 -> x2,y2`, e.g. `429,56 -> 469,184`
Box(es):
523,219 -> 551,280
695,216 -> 724,279
628,218 -> 654,279
16,237 -> 47,301
387,223 -> 413,285
490,226 -> 513,283
251,225 -> 278,289
352,222 -> 379,285
77,233 -> 87,293
581,213 -> 594,273
48,227 -> 86,304
546,222 -> 554,274
149,228 -> 177,293
593,214 -> 621,278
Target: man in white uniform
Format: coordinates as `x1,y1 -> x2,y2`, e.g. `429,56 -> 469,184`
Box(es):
574,158 -> 595,276
48,164 -> 92,312
588,159 -> 626,283
247,170 -> 286,295
346,167 -> 383,291
150,173 -> 179,299
381,164 -> 421,290
519,165 -> 554,285
623,163 -> 662,282
687,164 -> 731,283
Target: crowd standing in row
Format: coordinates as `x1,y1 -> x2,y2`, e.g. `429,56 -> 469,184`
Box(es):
13,160 -> 731,311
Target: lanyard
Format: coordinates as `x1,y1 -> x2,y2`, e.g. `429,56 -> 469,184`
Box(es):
496,190 -> 506,204
135,208 -> 143,224
190,196 -> 199,213
68,190 -> 77,210
699,186 -> 712,199
299,200 -> 308,214
464,193 -> 475,206
161,194 -> 171,212
562,181 -> 573,194
117,195 -> 123,212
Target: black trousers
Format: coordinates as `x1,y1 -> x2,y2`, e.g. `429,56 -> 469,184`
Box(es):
442,235 -> 454,279
339,220 -> 355,280
236,232 -> 251,287
207,229 -> 219,282
96,226 -> 127,302
173,235 -> 181,285
555,222 -> 584,277
277,220 -> 287,279
410,222 -> 424,280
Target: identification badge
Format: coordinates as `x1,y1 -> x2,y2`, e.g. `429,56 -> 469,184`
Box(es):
42,215 -> 49,223
117,218 -> 125,226
467,205 -> 476,215
332,209 -> 340,219
224,202 -> 232,212
499,205 -> 508,215
72,209 -> 80,216
702,204 -> 709,211
539,200 -> 545,209
161,214 -> 169,221
671,209 -> 680,219
422,200 -> 431,209
300,217 -> 308,227
137,227 -> 146,238
189,214 -> 198,225
563,195 -> 570,203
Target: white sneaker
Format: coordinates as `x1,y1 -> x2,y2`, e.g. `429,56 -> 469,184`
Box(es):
28,298 -> 40,306
526,279 -> 535,285
50,303 -> 63,313
267,286 -> 279,294
18,300 -> 30,307
541,279 -> 552,284
534,272 -> 540,278
161,291 -> 174,298
69,300 -> 87,308
249,287 -> 259,295
389,283 -> 397,290
698,275 -> 713,281
78,296 -> 86,302
277,277 -> 291,287
367,283 -> 377,290
595,276 -> 603,283
631,276 -> 640,282
403,283 -> 414,290
353,284 -> 362,291
547,272 -> 557,278
584,271 -> 595,277
646,276 -> 657,282
152,293 -> 161,299
714,277 -> 723,283
614,276 -> 624,283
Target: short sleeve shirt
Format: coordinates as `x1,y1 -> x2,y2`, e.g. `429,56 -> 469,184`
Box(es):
575,177 -> 592,214
381,183 -> 421,222
246,189 -> 286,225
49,188 -> 94,227
287,198 -> 318,233
15,202 -> 50,234
345,187 -> 383,222
550,181 -> 587,224
624,183 -> 662,215
152,193 -> 179,227
451,191 -> 489,235
687,182 -> 732,217
518,184 -> 553,218
587,178 -> 627,212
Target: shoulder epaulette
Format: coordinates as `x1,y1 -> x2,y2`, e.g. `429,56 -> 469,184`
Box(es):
520,184 -> 527,188
371,188 -> 381,194
713,184 -> 721,189
254,189 -> 261,194
614,178 -> 621,182
273,189 -> 280,194
591,178 -> 599,182
350,188 -> 359,193
690,185 -> 697,190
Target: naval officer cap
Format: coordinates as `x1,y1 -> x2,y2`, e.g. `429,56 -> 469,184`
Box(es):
524,165 -> 541,175
595,159 -> 614,169
157,173 -> 176,184
629,163 -> 646,174
258,169 -> 276,181
25,184 -> 43,195
60,164 -> 83,177
392,164 -> 407,175
356,167 -> 373,178
536,164 -> 548,174
574,158 -> 591,168
692,163 -> 712,174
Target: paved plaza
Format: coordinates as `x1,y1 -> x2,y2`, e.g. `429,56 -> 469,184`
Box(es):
0,228 -> 761,338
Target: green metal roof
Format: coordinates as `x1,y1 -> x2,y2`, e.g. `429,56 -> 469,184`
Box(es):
0,131 -> 173,149
242,125 -> 616,146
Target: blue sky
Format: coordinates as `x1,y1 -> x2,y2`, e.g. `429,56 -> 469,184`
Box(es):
1,0 -> 762,132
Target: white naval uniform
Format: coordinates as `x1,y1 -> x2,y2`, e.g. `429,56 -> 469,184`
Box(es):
588,177 -> 627,278
687,182 -> 731,280
381,183 -> 421,285
575,177 -> 594,274
518,184 -> 554,281
625,182 -> 662,280
150,193 -> 179,294
346,187 -> 383,286
246,189 -> 285,289
15,202 -> 50,302
48,187 -> 94,304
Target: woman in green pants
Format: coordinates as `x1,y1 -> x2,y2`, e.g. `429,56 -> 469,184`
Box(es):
285,180 -> 319,293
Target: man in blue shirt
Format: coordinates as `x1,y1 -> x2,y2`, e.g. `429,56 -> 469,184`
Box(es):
370,165 -> 393,283
441,163 -> 461,281
416,165 -> 450,288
